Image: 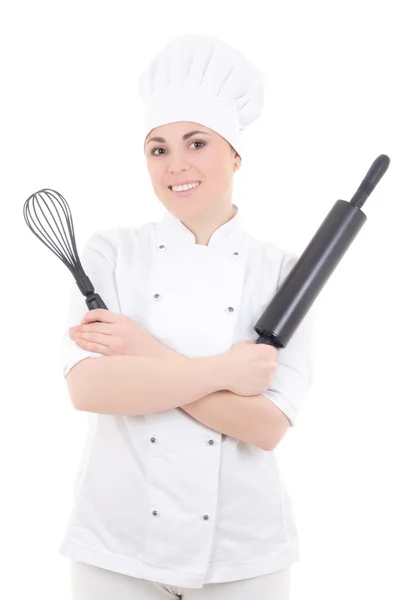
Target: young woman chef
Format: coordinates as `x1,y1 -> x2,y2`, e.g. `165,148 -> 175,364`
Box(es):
60,34 -> 314,600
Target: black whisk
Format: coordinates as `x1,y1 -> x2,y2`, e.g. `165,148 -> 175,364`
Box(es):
23,188 -> 108,312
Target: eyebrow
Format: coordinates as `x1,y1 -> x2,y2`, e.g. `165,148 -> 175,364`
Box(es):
145,130 -> 211,146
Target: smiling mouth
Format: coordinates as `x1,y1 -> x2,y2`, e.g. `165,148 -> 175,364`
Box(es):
168,182 -> 202,191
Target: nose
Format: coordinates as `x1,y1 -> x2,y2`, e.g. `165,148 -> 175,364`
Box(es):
167,154 -> 191,174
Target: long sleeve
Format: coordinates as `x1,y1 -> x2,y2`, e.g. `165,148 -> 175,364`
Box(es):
261,252 -> 316,427
60,229 -> 122,378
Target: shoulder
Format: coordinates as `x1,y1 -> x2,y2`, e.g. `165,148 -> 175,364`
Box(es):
81,221 -> 157,270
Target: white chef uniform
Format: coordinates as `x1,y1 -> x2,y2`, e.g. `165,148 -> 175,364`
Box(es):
58,202 -> 315,589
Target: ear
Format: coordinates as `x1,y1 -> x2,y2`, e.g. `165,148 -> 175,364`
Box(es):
234,153 -> 242,171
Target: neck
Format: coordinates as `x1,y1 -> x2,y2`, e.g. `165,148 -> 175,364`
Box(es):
183,203 -> 237,246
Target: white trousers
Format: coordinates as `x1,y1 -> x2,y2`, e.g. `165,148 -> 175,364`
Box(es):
70,560 -> 291,599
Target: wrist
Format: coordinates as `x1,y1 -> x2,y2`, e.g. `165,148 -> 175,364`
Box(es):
161,348 -> 230,392
135,342 -> 229,392
211,352 -> 231,392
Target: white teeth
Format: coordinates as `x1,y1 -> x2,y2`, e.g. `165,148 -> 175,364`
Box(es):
171,181 -> 200,192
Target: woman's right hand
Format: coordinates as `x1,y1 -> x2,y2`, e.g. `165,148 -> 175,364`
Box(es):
223,340 -> 279,396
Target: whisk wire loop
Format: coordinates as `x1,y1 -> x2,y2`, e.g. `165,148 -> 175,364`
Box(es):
23,188 -> 82,274
23,188 -> 107,309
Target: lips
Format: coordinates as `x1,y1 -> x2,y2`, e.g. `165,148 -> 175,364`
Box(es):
168,181 -> 202,190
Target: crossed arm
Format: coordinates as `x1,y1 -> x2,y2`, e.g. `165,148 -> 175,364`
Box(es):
69,320 -> 290,451
157,344 -> 290,452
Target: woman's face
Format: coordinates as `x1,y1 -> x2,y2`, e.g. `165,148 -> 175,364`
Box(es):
144,121 -> 241,220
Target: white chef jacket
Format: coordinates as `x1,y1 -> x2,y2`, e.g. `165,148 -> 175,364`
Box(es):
58,203 -> 315,589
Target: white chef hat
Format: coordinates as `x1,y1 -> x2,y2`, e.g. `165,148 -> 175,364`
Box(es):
138,35 -> 264,159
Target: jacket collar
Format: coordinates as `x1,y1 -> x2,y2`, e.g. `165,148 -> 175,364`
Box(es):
158,203 -> 243,250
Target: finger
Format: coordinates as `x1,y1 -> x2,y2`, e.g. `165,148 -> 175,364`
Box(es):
77,322 -> 113,335
74,336 -> 110,355
74,331 -> 111,345
81,309 -> 117,325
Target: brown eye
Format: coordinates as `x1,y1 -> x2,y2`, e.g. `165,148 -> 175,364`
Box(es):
191,141 -> 206,149
150,141 -> 206,156
151,147 -> 165,156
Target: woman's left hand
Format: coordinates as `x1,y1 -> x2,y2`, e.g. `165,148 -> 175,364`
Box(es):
68,308 -> 170,357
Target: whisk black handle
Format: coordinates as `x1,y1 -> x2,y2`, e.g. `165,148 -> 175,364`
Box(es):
85,292 -> 108,311
83,293 -> 108,324
74,272 -> 108,313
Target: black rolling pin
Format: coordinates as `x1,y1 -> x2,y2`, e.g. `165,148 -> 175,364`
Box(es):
254,154 -> 390,347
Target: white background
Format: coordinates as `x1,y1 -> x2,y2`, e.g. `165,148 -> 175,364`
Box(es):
1,1 -> 399,598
